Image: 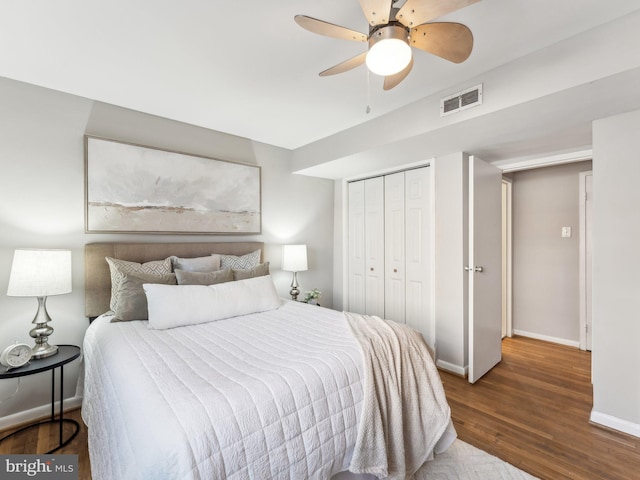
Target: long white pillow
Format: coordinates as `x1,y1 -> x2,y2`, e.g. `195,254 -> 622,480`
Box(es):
144,275 -> 281,330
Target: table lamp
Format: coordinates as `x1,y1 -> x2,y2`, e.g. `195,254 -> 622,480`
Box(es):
7,249 -> 72,359
282,245 -> 308,301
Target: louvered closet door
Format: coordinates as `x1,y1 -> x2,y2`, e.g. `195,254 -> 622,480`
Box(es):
364,177 -> 385,317
384,172 -> 406,322
405,167 -> 432,346
347,181 -> 366,313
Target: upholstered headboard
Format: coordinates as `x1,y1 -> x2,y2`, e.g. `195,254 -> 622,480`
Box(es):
84,242 -> 264,318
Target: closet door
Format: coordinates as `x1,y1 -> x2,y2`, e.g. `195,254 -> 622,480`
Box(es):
405,167 -> 432,345
364,177 -> 385,317
384,172 -> 405,322
347,181 -> 366,313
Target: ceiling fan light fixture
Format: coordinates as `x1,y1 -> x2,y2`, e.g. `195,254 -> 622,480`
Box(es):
366,25 -> 412,76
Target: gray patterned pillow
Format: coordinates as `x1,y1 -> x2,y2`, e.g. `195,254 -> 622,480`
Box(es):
220,250 -> 261,269
106,257 -> 172,312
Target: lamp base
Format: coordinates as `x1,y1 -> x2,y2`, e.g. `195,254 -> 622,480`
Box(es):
29,296 -> 58,359
289,286 -> 300,301
289,271 -> 300,301
31,343 -> 58,359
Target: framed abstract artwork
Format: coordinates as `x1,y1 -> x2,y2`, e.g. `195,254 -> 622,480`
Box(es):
84,136 -> 261,234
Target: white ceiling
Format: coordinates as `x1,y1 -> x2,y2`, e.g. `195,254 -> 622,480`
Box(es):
1,0 -> 639,154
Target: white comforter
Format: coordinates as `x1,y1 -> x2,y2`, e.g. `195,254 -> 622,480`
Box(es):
82,301 -> 450,480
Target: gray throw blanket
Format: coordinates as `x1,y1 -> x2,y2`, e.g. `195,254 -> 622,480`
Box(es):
345,312 -> 452,480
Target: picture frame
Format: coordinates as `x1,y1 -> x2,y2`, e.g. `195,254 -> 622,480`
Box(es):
84,136 -> 261,234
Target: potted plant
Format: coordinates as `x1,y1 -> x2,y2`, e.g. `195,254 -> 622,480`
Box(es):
302,288 -> 321,306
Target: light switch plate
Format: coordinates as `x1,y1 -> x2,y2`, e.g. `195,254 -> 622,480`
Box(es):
562,226 -> 572,238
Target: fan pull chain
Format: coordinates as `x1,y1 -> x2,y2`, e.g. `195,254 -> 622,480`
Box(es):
366,68 -> 372,114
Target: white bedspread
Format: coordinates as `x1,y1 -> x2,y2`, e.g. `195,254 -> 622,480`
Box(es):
82,301 -> 452,480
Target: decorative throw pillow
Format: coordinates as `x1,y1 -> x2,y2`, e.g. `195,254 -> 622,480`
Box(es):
233,262 -> 270,281
175,268 -> 233,286
220,250 -> 261,270
145,275 -> 281,330
170,254 -> 221,273
106,257 -> 172,312
112,272 -> 177,321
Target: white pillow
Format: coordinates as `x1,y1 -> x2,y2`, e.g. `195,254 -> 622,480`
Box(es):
144,275 -> 281,330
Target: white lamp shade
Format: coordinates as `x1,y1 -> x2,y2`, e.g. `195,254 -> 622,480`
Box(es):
282,245 -> 308,272
7,249 -> 72,297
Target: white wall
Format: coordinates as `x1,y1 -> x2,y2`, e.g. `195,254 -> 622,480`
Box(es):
0,77 -> 335,423
591,109 -> 640,437
433,153 -> 469,375
511,161 -> 592,345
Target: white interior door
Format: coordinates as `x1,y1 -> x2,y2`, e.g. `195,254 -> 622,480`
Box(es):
579,171 -> 593,351
384,172 -> 405,322
468,156 -> 503,384
586,173 -> 593,351
405,167 -> 432,346
365,177 -> 385,317
347,181 -> 365,313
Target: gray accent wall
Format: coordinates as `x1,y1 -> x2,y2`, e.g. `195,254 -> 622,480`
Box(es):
0,77 -> 335,421
511,161 -> 592,344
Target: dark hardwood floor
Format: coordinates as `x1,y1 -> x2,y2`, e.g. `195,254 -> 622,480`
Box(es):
442,336 -> 640,479
1,336 -> 639,480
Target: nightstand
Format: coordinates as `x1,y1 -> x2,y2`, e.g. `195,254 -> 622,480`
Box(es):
0,344 -> 81,453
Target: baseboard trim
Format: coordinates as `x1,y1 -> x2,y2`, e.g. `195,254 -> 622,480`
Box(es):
513,329 -> 580,348
0,396 -> 83,431
590,410 -> 640,438
437,359 -> 468,377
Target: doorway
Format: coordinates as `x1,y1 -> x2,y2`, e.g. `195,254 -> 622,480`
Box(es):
501,161 -> 592,349
501,178 -> 513,339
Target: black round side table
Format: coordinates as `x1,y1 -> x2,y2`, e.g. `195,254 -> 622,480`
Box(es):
0,344 -> 81,453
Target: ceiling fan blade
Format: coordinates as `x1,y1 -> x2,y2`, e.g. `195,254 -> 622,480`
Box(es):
295,15 -> 367,42
397,0 -> 480,27
320,52 -> 368,76
359,0 -> 393,26
410,22 -> 473,63
383,57 -> 414,90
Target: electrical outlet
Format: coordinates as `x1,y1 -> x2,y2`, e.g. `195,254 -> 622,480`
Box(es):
562,226 -> 572,238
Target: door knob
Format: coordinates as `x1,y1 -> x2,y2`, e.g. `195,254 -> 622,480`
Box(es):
465,266 -> 484,273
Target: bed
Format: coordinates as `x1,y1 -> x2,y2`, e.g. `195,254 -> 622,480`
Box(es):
81,242 -> 455,480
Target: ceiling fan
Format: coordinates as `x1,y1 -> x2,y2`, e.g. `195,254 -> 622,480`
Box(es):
295,0 -> 479,90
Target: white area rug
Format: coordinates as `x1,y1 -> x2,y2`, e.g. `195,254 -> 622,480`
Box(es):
413,440 -> 539,479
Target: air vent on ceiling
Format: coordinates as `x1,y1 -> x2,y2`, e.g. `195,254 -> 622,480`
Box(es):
440,84 -> 483,117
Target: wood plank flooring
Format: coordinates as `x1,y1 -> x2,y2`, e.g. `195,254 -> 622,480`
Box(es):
0,408 -> 91,479
1,336 -> 639,480
442,336 -> 640,479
